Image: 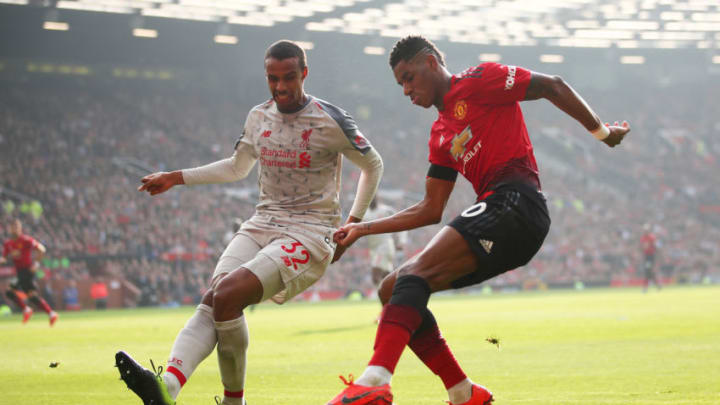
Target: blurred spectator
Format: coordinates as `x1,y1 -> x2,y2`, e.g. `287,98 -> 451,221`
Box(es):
90,277 -> 109,310
63,279 -> 80,311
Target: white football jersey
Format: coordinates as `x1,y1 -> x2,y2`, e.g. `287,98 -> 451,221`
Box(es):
235,96 -> 372,228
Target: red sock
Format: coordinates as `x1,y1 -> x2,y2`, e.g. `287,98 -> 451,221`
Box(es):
409,324 -> 467,389
30,296 -> 52,314
224,389 -> 244,398
368,304 -> 422,373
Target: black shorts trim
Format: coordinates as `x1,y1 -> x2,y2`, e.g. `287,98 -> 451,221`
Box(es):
448,182 -> 550,289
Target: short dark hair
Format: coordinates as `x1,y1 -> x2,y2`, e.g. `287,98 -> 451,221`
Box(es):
389,35 -> 445,69
265,40 -> 307,70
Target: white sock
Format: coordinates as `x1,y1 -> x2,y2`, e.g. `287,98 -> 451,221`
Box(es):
448,378 -> 473,405
221,397 -> 245,405
355,365 -> 392,387
215,316 -> 249,404
163,304 -> 217,399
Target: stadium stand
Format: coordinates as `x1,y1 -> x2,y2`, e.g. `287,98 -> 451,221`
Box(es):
1,1 -> 718,308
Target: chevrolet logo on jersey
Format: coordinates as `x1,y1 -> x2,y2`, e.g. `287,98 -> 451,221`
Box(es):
450,126 -> 473,161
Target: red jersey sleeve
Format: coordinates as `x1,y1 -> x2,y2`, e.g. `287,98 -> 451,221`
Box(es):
2,241 -> 8,258
460,62 -> 531,105
428,122 -> 455,168
21,235 -> 39,249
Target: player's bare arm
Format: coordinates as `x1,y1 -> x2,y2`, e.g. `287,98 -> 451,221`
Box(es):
334,176 -> 455,248
138,170 -> 184,195
34,242 -> 46,261
524,71 -> 630,147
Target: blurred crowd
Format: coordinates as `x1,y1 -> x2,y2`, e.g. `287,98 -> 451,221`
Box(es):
1,71 -> 718,309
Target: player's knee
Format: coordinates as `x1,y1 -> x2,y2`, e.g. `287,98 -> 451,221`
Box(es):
212,278 -> 245,319
396,261 -> 447,291
212,270 -> 262,320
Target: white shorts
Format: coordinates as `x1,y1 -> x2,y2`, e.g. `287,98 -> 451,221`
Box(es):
213,218 -> 334,304
369,242 -> 395,273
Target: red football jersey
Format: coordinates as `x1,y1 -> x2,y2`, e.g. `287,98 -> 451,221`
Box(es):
2,234 -> 39,269
641,232 -> 657,255
428,62 -> 540,198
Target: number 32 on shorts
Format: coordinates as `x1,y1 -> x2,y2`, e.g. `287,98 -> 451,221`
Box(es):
281,241 -> 310,271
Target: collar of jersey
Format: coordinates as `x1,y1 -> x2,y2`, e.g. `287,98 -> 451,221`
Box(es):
276,94 -> 313,115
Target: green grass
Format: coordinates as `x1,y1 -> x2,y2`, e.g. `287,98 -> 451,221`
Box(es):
1,286 -> 719,404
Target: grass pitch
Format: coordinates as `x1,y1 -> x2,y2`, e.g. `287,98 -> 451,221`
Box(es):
1,286 -> 719,405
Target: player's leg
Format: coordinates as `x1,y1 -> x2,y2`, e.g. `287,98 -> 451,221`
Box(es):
328,227 -> 477,405
116,234 -> 261,405
377,271 -> 474,405
211,235 -> 297,405
19,269 -> 57,325
116,288 -> 217,405
5,282 -> 33,323
6,284 -> 27,311
212,267 -> 264,405
642,255 -> 652,292
333,185 -> 549,405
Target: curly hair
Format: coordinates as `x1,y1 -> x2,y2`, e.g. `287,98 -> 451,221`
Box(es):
389,35 -> 445,68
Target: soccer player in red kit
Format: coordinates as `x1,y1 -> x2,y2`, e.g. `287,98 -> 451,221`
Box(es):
327,36 -> 630,405
640,224 -> 661,292
1,219 -> 57,326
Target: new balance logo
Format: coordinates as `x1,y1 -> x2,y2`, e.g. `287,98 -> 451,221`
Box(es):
479,239 -> 494,254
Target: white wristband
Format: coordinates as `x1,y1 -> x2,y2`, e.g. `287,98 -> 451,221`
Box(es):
591,124 -> 611,140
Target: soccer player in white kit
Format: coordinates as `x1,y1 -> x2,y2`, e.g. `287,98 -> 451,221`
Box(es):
365,197 -> 405,289
115,40 -> 383,405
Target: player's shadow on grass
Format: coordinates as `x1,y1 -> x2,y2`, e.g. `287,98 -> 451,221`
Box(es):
294,324 -> 371,335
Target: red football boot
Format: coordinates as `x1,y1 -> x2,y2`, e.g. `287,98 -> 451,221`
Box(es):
49,311 -> 59,327
326,375 -> 393,405
22,307 -> 33,324
453,384 -> 493,405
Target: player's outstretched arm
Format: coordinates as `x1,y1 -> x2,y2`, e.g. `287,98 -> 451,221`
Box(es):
139,149 -> 257,196
332,148 -> 384,263
334,176 -> 455,249
34,241 -> 46,260
524,71 -> 630,147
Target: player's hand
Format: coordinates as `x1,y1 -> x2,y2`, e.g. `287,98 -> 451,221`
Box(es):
138,171 -> 182,195
331,225 -> 357,263
601,121 -> 630,148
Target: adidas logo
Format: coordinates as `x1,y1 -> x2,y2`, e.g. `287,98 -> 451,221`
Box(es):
479,239 -> 494,254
